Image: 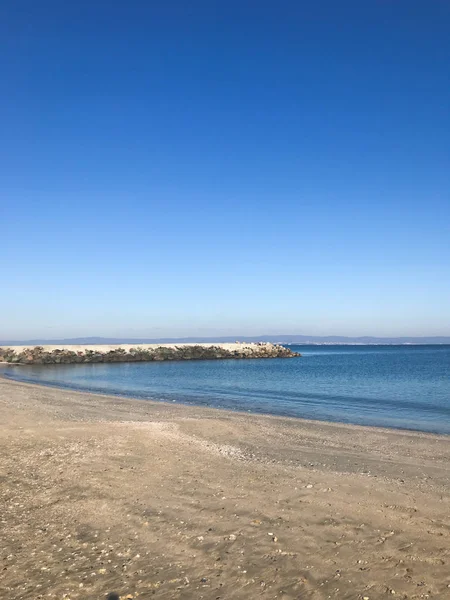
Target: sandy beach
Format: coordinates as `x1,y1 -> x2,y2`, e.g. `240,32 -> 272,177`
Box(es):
1,377 -> 449,600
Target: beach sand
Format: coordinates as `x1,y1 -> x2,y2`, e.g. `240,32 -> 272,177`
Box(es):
1,377 -> 449,599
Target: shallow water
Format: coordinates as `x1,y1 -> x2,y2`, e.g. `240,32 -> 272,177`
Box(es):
2,345 -> 449,434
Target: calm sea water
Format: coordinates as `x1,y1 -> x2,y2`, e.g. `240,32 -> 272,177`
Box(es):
2,345 -> 449,434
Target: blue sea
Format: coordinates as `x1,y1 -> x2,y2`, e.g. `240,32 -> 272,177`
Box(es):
2,345 -> 449,435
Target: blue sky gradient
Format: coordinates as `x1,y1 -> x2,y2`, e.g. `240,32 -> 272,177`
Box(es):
1,1 -> 449,338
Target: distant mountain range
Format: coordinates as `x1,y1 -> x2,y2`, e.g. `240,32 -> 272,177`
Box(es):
1,335 -> 450,346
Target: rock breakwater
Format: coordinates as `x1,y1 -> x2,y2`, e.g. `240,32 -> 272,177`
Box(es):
0,343 -> 300,365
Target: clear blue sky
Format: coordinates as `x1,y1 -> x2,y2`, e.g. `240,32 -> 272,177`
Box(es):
1,1 -> 449,339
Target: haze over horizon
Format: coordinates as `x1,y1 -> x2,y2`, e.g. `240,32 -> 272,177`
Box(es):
2,1 -> 449,339
2,333 -> 450,348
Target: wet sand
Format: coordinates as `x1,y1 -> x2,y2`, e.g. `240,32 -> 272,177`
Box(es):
1,376 -> 449,599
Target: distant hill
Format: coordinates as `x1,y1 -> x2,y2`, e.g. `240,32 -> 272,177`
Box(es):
1,335 -> 450,346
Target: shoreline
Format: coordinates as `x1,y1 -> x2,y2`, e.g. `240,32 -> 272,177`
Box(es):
1,376 -> 450,599
2,375 -> 450,474
1,372 -> 449,439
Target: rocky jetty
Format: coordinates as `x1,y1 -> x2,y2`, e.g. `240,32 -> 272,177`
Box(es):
0,343 -> 300,365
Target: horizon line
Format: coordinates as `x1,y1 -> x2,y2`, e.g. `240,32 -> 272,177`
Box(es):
2,334 -> 450,346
